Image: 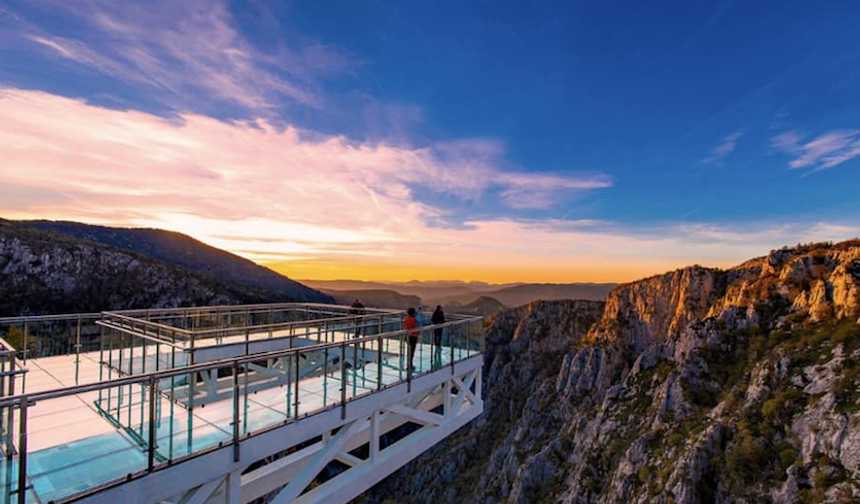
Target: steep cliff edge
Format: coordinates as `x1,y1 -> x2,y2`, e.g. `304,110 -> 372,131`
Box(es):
362,240 -> 860,504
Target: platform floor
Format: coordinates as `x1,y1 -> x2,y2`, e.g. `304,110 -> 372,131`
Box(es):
0,340 -> 474,503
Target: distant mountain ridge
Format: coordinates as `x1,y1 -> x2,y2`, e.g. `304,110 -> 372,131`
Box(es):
303,278 -> 615,309
25,220 -> 331,303
0,219 -> 290,314
430,282 -> 616,307
320,288 -> 420,309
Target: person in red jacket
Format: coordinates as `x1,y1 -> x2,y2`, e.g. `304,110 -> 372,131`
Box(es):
403,307 -> 419,372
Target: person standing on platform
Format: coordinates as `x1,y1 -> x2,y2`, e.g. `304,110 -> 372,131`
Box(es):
431,305 -> 445,368
350,298 -> 365,338
403,307 -> 419,372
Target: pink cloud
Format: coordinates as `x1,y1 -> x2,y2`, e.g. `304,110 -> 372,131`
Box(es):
0,89 -> 607,243
3,89 -> 853,282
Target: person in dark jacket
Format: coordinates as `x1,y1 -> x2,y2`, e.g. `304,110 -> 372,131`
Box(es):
350,298 -> 365,338
431,305 -> 445,368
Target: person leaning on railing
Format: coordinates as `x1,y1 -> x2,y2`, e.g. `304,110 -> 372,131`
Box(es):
403,307 -> 419,372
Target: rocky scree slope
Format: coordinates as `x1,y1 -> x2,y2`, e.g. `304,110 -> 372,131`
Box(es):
361,240 -> 860,504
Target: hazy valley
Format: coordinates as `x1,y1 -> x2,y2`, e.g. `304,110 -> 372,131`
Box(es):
302,279 -> 616,317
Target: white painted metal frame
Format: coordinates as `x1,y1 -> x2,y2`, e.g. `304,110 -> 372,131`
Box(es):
77,355 -> 483,504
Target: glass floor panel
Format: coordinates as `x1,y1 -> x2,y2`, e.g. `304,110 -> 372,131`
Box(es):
1,339 -> 477,503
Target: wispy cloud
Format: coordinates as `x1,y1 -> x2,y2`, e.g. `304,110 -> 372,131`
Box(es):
701,131 -> 742,164
496,172 -> 612,209
772,129 -> 860,171
14,0 -> 352,112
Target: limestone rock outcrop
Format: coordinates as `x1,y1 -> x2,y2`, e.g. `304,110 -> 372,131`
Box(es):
363,240 -> 860,504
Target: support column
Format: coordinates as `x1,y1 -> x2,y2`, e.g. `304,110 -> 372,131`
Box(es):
369,411 -> 380,463
226,470 -> 241,504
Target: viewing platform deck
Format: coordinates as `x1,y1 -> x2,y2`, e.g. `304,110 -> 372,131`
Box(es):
0,303 -> 485,504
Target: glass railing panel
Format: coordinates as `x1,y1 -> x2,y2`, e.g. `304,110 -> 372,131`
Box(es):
156,367 -> 233,461
23,386 -> 150,503
376,332 -> 406,387
241,358 -> 290,434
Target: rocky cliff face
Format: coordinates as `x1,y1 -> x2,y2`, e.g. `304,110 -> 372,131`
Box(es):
362,240 -> 860,504
0,220 -> 278,314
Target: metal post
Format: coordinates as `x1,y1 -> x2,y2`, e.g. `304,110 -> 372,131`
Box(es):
75,317 -> 82,385
188,352 -> 195,412
243,360 -> 249,433
377,336 -> 383,390
22,322 -> 28,364
451,325 -> 456,374
293,354 -> 300,418
340,343 -> 347,419
232,362 -> 240,462
107,328 -> 114,414
156,326 -> 161,372
147,375 -> 157,471
352,342 -> 358,398
323,348 -> 329,406
98,325 -> 104,403
7,356 -> 15,459
17,396 -> 27,504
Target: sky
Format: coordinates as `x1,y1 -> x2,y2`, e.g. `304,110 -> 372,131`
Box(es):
1,0 -> 859,283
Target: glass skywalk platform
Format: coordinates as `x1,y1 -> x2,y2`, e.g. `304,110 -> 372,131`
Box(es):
0,304 -> 484,504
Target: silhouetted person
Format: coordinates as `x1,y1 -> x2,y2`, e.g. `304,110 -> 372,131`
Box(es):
350,298 -> 365,338
432,305 -> 445,368
404,307 -> 419,372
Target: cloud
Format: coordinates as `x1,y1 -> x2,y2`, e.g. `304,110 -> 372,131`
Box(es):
772,129 -> 860,171
496,172 -> 612,209
0,88 -> 607,237
3,89 -> 854,283
14,0 -> 349,112
701,131 -> 741,164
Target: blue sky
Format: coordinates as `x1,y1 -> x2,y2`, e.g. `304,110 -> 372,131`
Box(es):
1,0 -> 859,281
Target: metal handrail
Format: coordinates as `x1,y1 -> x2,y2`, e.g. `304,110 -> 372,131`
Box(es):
101,312 -> 194,336
94,321 -> 188,350
100,311 -> 473,357
189,311 -> 403,337
0,306 -> 482,504
100,304 -> 401,337
0,336 -> 16,354
106,302 -> 398,318
0,313 -> 102,323
0,316 -> 481,407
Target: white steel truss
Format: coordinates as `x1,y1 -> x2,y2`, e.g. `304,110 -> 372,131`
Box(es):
78,355 -> 483,504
